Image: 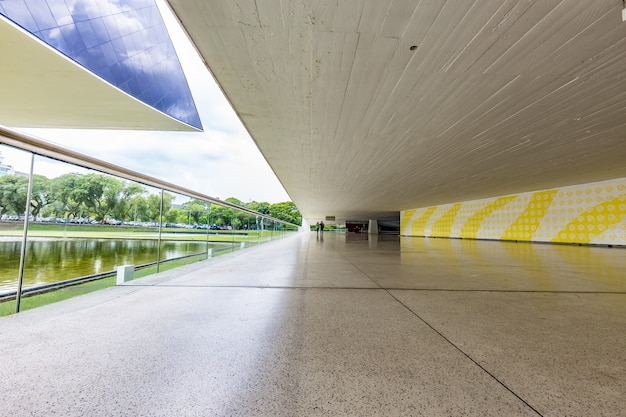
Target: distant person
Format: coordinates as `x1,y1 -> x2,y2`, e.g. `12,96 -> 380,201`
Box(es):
320,221 -> 325,232
316,222 -> 320,233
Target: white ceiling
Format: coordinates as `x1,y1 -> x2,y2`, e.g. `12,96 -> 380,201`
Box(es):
172,1 -> 626,221
0,16 -> 196,131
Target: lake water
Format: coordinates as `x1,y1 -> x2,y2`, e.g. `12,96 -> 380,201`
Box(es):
0,238 -> 232,292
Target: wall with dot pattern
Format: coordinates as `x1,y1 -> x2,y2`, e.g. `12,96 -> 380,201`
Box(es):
400,178 -> 626,246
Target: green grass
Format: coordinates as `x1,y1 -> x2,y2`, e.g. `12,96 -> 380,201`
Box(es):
134,254 -> 210,278
0,222 -> 266,242
0,258 -> 203,317
0,277 -> 116,317
0,248 -> 235,317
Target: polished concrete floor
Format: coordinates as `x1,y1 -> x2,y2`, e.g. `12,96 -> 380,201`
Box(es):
1,232 -> 624,416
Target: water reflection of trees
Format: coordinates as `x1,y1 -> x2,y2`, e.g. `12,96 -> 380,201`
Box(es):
0,239 -> 211,291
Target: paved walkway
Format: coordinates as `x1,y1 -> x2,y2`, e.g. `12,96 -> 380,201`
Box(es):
1,232 -> 624,416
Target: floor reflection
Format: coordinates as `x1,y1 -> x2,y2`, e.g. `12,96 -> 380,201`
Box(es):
399,236 -> 626,290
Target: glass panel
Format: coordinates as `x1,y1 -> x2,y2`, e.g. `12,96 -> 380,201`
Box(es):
276,220 -> 281,240
156,192 -> 207,270
22,156 -> 165,290
205,202 -> 234,257
267,219 -> 273,241
0,144 -> 29,313
224,207 -> 236,252
0,142 -> 299,315
240,212 -> 258,248
269,219 -> 275,240
231,206 -> 252,253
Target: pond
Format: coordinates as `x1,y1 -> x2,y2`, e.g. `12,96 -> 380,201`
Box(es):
0,238 -> 232,293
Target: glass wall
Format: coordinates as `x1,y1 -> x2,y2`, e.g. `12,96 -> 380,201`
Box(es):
0,143 -> 299,314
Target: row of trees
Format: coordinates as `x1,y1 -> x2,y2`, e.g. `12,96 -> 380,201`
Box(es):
0,172 -> 302,227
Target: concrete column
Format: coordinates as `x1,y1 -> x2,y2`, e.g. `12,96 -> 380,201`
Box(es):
368,220 -> 378,234
116,265 -> 134,285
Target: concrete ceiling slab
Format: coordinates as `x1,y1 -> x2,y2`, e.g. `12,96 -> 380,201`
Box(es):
167,0 -> 626,221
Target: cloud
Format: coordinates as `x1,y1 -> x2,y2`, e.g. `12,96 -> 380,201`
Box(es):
16,124 -> 290,204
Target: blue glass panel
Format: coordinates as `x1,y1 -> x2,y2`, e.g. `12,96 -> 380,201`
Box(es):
0,0 -> 202,129
48,1 -> 71,26
100,42 -> 118,67
126,76 -> 141,97
25,1 -> 57,31
90,0 -> 116,17
89,17 -> 110,47
39,26 -> 69,51
75,20 -> 98,49
67,1 -> 89,23
97,66 -> 114,85
138,86 -> 154,106
110,37 -> 127,61
144,5 -> 161,27
121,34 -> 136,58
115,11 -> 133,38
86,45 -> 107,71
102,14 -> 121,40
109,62 -> 127,85
62,24 -> 87,57
1,0 -> 38,32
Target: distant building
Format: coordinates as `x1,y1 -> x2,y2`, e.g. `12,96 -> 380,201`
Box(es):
0,151 -> 15,176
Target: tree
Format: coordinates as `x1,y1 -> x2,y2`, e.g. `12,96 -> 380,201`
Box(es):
225,198 -> 251,229
225,197 -> 242,206
130,194 -> 149,222
50,173 -> 83,219
0,168 -> 301,229
246,201 -> 270,215
100,178 -> 123,220
182,199 -> 209,225
268,201 -> 302,225
207,204 -> 230,227
164,207 -> 183,224
147,192 -> 174,224
30,175 -> 54,219
111,182 -> 146,221
0,175 -> 28,216
69,174 -> 122,221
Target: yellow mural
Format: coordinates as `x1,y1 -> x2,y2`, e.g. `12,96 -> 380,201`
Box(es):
552,196 -> 626,244
501,191 -> 558,241
400,209 -> 416,234
460,196 -> 517,239
400,178 -> 626,246
431,204 -> 461,237
411,207 -> 437,236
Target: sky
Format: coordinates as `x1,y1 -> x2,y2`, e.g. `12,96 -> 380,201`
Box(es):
0,0 -> 291,205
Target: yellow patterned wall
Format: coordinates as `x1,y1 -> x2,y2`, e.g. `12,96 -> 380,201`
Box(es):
400,178 -> 626,246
